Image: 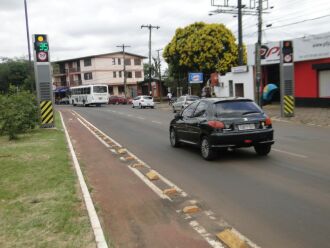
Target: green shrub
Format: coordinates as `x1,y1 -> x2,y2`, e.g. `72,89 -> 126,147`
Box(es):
0,90 -> 38,140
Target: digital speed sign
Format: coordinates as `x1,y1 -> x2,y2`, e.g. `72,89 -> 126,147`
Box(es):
34,34 -> 49,62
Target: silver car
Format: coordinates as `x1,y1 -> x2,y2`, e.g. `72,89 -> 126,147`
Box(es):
172,95 -> 199,113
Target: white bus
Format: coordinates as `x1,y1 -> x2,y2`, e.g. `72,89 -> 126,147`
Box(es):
70,84 -> 109,107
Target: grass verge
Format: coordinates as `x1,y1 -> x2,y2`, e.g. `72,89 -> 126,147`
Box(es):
0,112 -> 95,248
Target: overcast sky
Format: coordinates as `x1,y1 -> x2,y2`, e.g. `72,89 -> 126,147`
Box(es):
1,0 -> 330,63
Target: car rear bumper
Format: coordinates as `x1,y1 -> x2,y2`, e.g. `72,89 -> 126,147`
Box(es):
141,102 -> 154,107
209,129 -> 274,148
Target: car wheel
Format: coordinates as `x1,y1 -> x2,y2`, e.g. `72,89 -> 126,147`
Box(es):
173,107 -> 176,113
139,104 -> 142,109
170,128 -> 180,147
254,144 -> 271,156
200,136 -> 216,160
132,104 -> 134,108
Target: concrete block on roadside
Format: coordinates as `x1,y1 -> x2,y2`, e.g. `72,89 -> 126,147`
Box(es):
117,148 -> 127,154
131,163 -> 144,168
163,188 -> 177,196
124,156 -> 134,161
216,229 -> 248,248
183,205 -> 200,214
146,170 -> 159,181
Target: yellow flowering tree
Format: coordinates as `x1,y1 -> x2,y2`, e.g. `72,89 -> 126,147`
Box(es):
163,22 -> 245,80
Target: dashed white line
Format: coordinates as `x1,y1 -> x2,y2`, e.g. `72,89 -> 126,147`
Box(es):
137,116 -> 145,120
272,148 -> 308,158
152,120 -> 162,124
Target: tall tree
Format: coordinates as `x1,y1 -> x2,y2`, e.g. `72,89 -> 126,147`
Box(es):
163,22 -> 245,79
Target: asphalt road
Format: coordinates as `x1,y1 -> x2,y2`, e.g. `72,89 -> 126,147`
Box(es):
60,104 -> 330,248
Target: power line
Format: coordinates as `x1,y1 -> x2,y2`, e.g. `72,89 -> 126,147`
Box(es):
266,14 -> 330,30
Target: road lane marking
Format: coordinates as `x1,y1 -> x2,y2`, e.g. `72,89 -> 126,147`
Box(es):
152,120 -> 162,124
136,116 -> 145,120
272,148 -> 308,158
71,110 -> 260,248
189,221 -> 224,248
128,166 -> 172,201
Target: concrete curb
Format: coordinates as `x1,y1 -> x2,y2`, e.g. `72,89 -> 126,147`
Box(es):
59,111 -> 108,248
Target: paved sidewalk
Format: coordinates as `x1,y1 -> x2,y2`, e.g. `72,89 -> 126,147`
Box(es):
156,102 -> 330,128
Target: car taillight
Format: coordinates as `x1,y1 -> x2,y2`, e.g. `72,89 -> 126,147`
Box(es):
265,117 -> 272,126
207,120 -> 225,129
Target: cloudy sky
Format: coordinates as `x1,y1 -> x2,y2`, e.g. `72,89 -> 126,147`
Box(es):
1,0 -> 330,63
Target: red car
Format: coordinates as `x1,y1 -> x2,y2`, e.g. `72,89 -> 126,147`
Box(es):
108,95 -> 131,104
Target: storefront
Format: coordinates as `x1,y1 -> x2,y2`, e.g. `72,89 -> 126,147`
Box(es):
247,32 -> 330,107
294,33 -> 330,107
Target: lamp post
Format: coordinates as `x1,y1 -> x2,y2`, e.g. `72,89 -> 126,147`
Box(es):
24,0 -> 33,91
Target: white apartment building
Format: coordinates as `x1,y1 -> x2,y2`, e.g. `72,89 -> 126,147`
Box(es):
52,52 -> 146,97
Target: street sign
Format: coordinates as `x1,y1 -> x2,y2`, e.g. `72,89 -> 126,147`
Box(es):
189,73 -> 203,84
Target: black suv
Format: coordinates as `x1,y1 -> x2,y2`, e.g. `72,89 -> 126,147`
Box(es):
169,98 -> 274,160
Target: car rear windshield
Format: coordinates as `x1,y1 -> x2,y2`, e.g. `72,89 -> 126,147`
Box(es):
214,100 -> 262,117
143,96 -> 152,100
93,86 -> 107,93
187,96 -> 199,101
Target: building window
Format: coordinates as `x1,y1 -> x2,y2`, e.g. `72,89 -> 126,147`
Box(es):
113,71 -> 117,78
84,58 -> 91,66
108,86 -> 113,95
84,72 -> 93,80
119,71 -> 122,78
118,58 -> 121,65
124,58 -> 131,65
127,72 -> 132,78
134,58 -> 141,65
112,58 -> 116,65
118,86 -> 124,94
135,71 -> 142,78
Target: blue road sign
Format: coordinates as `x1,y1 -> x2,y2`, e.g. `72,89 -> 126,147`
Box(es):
188,73 -> 203,84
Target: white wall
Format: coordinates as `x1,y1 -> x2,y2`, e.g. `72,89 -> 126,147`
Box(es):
214,66 -> 255,100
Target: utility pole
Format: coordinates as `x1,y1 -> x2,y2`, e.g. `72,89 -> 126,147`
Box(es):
24,0 -> 33,91
156,48 -> 163,102
210,0 -> 270,106
255,0 -> 263,107
141,24 -> 160,95
238,0 -> 243,65
210,0 -> 270,66
116,44 -> 131,98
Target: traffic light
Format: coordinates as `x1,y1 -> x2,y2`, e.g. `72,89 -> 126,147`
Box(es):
282,40 -> 293,63
34,34 -> 49,62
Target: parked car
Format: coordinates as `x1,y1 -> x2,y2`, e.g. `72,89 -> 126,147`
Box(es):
169,98 -> 274,160
108,95 -> 130,105
58,97 -> 70,105
172,95 -> 199,113
132,95 -> 155,108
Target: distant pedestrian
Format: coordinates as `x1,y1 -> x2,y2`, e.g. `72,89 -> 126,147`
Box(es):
167,92 -> 172,105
